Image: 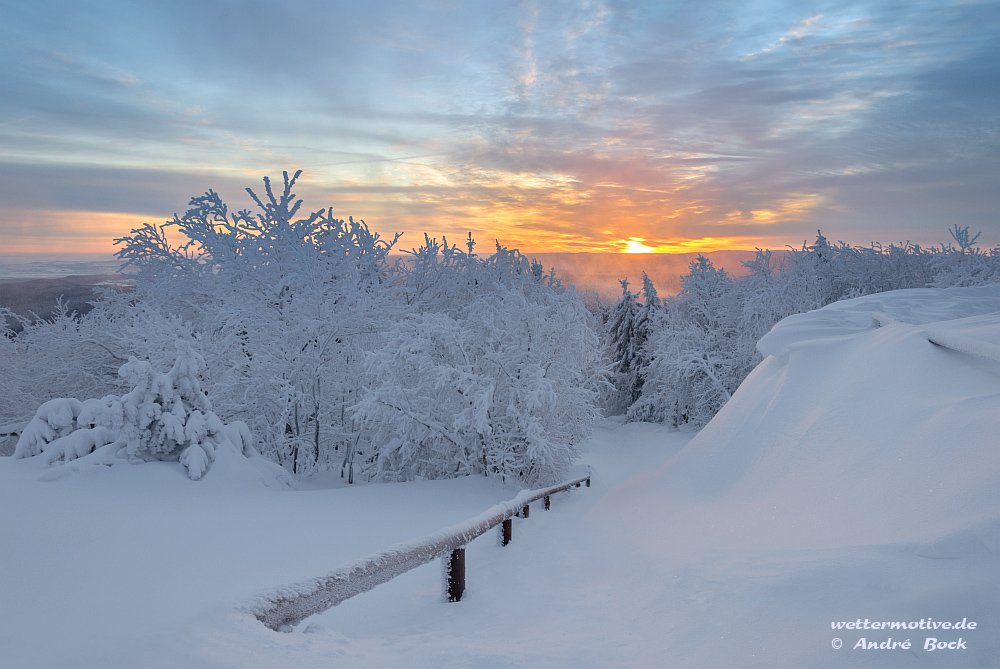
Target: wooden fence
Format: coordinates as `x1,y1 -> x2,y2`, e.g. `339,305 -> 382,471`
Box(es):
245,473 -> 591,631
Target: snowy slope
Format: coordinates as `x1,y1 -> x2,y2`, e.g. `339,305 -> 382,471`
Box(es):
608,284 -> 1000,552
590,284 -> 1000,666
2,284 -> 999,667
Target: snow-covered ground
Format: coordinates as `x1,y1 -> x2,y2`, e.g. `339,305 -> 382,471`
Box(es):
2,285 -> 999,667
0,422 -> 689,668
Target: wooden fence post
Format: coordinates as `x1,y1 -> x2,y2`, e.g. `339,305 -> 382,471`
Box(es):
522,504 -> 529,518
445,548 -> 465,602
544,495 -> 550,510
499,518 -> 512,546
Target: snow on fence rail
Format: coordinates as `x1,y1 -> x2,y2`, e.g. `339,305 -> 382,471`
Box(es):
244,473 -> 591,631
923,328 -> 1000,364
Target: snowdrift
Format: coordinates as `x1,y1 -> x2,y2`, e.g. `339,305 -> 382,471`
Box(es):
592,284 -> 1000,665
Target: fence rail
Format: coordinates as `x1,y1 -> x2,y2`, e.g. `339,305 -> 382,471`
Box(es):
245,473 -> 591,631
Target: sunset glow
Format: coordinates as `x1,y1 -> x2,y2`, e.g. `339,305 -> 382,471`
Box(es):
622,238 -> 656,254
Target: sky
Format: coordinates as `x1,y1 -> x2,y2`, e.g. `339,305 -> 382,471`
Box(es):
1,0 -> 998,256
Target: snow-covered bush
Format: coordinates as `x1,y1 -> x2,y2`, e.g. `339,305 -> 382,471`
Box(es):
930,226 -> 1000,287
356,237 -> 605,486
629,228 -> 1000,428
394,233 -> 566,314
13,342 -> 255,480
357,286 -> 602,487
0,308 -> 34,429
114,171 -> 402,475
6,171 -> 607,484
0,301 -> 126,429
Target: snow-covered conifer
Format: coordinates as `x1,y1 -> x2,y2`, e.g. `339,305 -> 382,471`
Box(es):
13,342 -> 255,480
628,256 -> 737,427
605,279 -> 639,414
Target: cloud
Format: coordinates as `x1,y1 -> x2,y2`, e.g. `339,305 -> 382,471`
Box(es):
0,0 -> 997,253
0,163 -> 251,215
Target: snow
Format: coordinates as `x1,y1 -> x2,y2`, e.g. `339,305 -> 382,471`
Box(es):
13,398 -> 84,458
591,284 -> 1000,665
12,345 -> 260,481
2,284 -> 999,666
0,455 -> 517,667
246,475 -> 591,630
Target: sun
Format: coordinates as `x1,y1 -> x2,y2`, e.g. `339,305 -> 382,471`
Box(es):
622,238 -> 657,253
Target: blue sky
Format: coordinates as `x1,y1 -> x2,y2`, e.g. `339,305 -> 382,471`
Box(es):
1,0 -> 997,254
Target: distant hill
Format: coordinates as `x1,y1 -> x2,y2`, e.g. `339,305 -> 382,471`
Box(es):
0,275 -> 130,332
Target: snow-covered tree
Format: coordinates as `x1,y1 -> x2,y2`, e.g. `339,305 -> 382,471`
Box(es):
0,300 -> 127,429
604,272 -> 662,414
631,272 -> 661,396
628,256 -> 738,427
13,342 -> 256,480
357,239 -> 605,486
625,229 -> 1000,429
605,279 -> 639,415
101,171 -> 610,483
113,171 -> 401,475
357,287 -> 601,487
